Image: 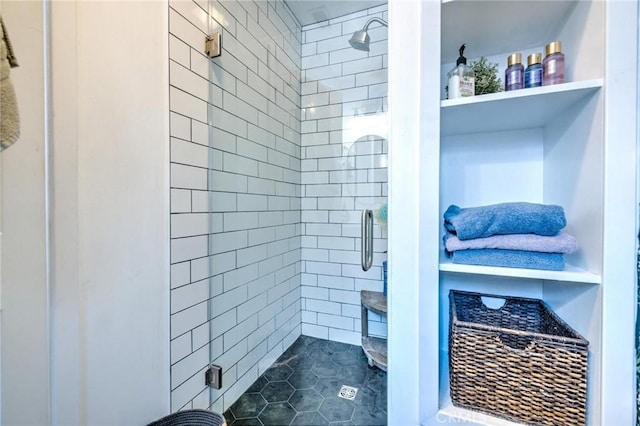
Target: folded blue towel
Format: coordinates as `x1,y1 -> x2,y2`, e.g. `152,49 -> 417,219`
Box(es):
450,249 -> 564,271
444,231 -> 577,254
444,202 -> 566,240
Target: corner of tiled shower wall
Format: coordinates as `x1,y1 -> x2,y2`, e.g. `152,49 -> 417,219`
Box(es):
299,5 -> 389,346
168,0 -> 302,413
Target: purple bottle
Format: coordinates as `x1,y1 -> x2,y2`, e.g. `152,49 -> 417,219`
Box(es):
505,53 -> 524,91
543,41 -> 565,85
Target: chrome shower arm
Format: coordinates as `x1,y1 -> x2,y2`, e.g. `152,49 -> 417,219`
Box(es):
363,17 -> 388,31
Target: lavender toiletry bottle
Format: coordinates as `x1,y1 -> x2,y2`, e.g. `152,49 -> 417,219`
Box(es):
525,53 -> 543,88
543,41 -> 565,85
505,53 -> 524,91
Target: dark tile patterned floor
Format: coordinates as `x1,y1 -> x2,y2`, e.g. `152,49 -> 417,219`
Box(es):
223,336 -> 387,426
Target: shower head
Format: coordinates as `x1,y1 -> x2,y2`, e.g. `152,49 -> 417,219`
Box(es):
349,30 -> 371,51
348,17 -> 388,52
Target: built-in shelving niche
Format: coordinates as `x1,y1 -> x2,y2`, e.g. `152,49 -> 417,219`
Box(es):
436,0 -> 605,424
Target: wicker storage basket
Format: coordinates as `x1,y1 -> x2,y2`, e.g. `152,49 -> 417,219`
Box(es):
449,290 -> 589,425
147,409 -> 226,426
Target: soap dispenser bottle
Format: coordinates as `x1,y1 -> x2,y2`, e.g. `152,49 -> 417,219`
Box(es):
447,44 -> 475,99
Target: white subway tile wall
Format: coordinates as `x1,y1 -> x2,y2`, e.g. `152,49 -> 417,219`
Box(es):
169,0 -> 302,413
168,0 -> 388,414
300,6 -> 388,346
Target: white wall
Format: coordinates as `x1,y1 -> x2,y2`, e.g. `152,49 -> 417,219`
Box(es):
387,1 -> 437,424
0,2 -> 50,424
600,1 -> 639,423
299,4 -> 388,345
49,2 -> 171,425
168,0 -> 302,412
2,2 -> 172,423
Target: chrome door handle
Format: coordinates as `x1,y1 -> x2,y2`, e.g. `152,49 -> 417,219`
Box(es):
361,209 -> 374,271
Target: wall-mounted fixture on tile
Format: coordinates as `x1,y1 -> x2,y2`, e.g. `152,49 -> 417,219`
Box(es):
205,364 -> 222,389
205,32 -> 221,58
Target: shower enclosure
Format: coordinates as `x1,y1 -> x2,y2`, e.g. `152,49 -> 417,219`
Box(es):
168,0 -> 389,413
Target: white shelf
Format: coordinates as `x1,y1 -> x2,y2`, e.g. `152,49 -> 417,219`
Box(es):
441,0 -> 577,64
436,404 -> 526,426
440,79 -> 603,136
439,258 -> 601,284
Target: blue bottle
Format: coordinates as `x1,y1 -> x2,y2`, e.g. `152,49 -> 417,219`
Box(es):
382,261 -> 388,296
525,53 -> 543,88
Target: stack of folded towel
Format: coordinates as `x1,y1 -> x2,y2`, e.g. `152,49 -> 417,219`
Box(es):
443,202 -> 577,271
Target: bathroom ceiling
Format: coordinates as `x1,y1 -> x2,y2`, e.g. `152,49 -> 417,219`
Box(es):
285,1 -> 386,26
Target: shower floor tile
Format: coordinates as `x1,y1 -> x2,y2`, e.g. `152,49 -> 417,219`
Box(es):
223,336 -> 387,426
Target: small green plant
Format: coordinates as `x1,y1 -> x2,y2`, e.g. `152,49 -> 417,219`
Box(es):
470,56 -> 503,95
